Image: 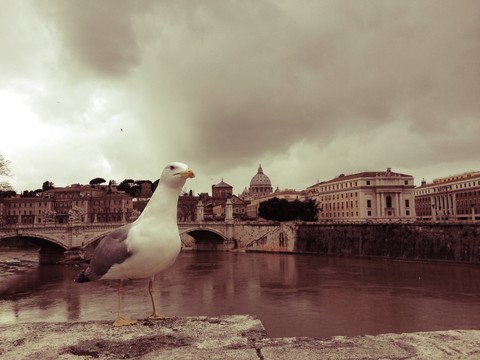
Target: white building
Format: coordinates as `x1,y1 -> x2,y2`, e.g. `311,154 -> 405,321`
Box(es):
414,171 -> 480,222
306,168 -> 416,222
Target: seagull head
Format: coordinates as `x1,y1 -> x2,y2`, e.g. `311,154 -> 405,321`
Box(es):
160,162 -> 195,189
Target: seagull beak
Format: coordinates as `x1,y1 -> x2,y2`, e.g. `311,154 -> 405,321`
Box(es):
177,169 -> 195,178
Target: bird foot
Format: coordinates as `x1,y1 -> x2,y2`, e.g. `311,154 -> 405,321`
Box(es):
113,317 -> 137,327
148,313 -> 167,320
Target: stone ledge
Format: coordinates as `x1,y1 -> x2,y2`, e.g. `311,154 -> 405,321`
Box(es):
1,315 -> 479,359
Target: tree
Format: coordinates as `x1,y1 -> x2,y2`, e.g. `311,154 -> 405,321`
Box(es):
258,197 -> 319,222
42,181 -> 55,191
0,190 -> 16,198
89,177 -> 106,185
117,179 -> 135,193
0,153 -> 13,191
130,184 -> 141,197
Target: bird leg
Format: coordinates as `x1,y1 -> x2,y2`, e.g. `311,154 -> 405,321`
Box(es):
113,280 -> 137,327
148,277 -> 165,320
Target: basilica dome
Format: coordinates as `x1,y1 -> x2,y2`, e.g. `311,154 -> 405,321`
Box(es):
250,165 -> 272,187
248,165 -> 273,197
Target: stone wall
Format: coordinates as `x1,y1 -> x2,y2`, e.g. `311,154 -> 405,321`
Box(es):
238,222 -> 297,252
295,224 -> 480,264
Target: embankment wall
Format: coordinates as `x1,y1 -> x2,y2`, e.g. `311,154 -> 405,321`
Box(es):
295,224 -> 480,264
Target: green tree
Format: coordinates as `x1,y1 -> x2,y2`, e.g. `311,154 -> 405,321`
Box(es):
89,177 -> 106,185
117,179 -> 135,193
258,197 -> 318,222
42,181 -> 55,191
0,190 -> 16,198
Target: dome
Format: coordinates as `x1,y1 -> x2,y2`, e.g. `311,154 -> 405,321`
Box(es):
249,165 -> 272,188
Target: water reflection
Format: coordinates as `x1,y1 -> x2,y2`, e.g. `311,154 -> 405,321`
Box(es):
1,250 -> 480,338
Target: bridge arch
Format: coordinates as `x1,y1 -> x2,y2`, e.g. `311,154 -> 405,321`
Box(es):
0,233 -> 68,264
0,233 -> 68,250
180,227 -> 227,251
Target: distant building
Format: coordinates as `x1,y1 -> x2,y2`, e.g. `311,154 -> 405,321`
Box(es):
177,192 -> 199,222
0,196 -> 55,226
212,195 -> 248,219
0,184 -> 133,225
208,179 -> 247,219
306,168 -> 416,222
212,179 -> 233,205
139,181 -> 153,198
414,171 -> 480,221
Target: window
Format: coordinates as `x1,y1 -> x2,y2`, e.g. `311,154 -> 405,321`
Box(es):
386,196 -> 392,208
405,199 -> 410,208
367,210 -> 372,216
367,200 -> 372,208
366,180 -> 371,185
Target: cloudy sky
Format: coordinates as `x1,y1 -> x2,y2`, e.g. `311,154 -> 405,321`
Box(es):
1,0 -> 479,195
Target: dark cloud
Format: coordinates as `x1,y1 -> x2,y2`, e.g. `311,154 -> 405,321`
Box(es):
1,0 -> 479,193
36,0 -> 146,77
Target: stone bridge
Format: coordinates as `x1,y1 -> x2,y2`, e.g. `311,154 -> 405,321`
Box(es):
0,220 -> 295,262
178,221 -> 296,251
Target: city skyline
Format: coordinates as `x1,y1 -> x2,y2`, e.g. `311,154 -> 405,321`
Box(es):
1,1 -> 479,195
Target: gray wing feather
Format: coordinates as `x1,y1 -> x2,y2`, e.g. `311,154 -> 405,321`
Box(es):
85,223 -> 134,280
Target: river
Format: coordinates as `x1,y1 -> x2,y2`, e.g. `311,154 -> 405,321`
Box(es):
1,249 -> 480,338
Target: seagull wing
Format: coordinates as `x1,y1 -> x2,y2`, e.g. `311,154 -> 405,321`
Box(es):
75,223 -> 134,282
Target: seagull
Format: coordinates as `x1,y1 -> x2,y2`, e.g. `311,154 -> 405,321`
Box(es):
75,162 -> 195,326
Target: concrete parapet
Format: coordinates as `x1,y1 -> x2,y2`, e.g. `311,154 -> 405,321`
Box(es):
1,315 -> 479,359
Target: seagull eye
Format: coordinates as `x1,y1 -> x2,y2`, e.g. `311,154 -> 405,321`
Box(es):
169,166 -> 175,171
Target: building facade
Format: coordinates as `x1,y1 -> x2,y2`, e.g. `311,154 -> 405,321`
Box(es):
208,179 -> 248,219
0,184 -> 133,225
0,196 -> 55,225
212,195 -> 248,219
414,171 -> 480,221
306,168 -> 416,222
211,179 -> 233,205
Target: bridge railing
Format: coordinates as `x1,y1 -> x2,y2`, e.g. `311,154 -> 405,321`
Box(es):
0,222 -> 125,232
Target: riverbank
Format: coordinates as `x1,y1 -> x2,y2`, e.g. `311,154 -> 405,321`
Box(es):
1,315 -> 479,359
245,223 -> 480,265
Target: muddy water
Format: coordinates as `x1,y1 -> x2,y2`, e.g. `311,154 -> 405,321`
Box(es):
1,250 -> 480,338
